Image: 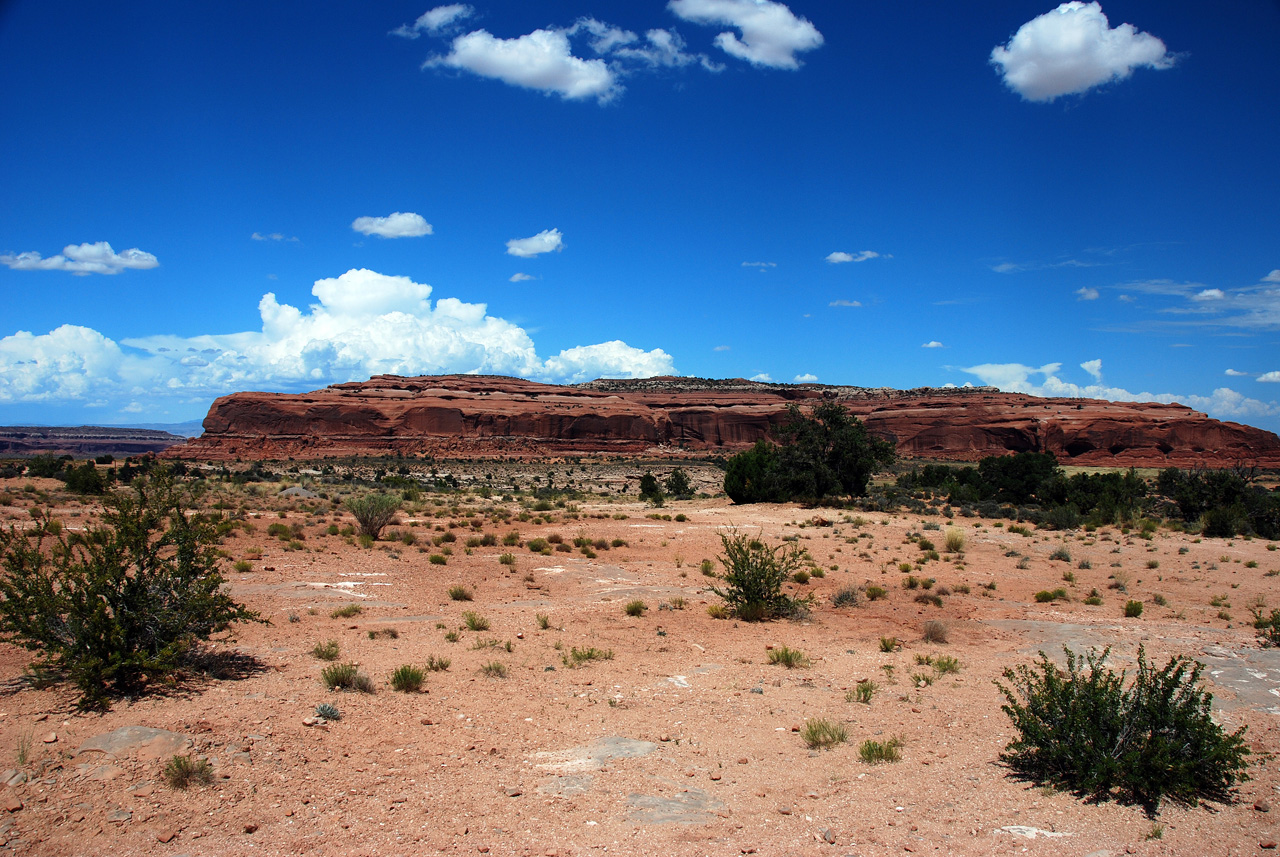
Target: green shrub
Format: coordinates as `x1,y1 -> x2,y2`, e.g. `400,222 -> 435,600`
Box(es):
425,654 -> 451,671
1124,600 -> 1144,618
536,613 -> 551,630
428,554 -> 447,565
312,640 -> 340,660
563,646 -> 614,668
390,664 -> 425,693
709,529 -> 812,621
996,646 -> 1250,814
163,754 -> 214,789
1034,588 -> 1069,603
0,475 -> 261,710
1049,546 -> 1072,562
865,585 -> 887,601
344,494 -> 400,540
792,570 -> 810,585
767,645 -> 808,668
448,585 -> 473,601
1252,606 -> 1280,647
480,661 -> 507,678
498,553 -> 516,566
933,655 -> 961,675
331,603 -> 362,618
314,702 -> 341,721
801,718 -> 848,750
879,636 -> 899,652
462,611 -> 489,631
624,600 -> 647,617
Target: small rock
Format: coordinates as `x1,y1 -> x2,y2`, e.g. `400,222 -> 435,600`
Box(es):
659,734 -> 670,742
34,714 -> 48,723
243,823 -> 259,834
503,787 -> 522,798
421,718 -> 434,726
106,810 -> 131,824
710,773 -> 721,781
1256,799 -> 1272,813
738,758 -> 748,764
478,847 -> 490,854
820,828 -> 837,844
155,829 -> 177,843
41,732 -> 57,744
790,724 -> 800,733
131,784 -> 155,797
3,797 -> 21,813
777,806 -> 792,816
1261,842 -> 1278,851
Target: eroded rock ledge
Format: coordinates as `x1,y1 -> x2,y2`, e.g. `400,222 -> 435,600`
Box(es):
166,374 -> 1280,467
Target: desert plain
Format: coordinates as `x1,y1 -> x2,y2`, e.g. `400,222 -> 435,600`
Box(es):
0,460 -> 1278,857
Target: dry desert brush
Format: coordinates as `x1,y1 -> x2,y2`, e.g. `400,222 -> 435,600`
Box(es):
709,529 -> 813,621
0,473 -> 261,710
996,646 -> 1250,815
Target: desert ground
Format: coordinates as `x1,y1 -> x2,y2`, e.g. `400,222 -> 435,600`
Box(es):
0,462 -> 1278,857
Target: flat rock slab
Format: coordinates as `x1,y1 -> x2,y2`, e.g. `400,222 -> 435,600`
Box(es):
537,774 -> 594,798
76,727 -> 192,762
535,736 -> 657,773
628,788 -> 724,825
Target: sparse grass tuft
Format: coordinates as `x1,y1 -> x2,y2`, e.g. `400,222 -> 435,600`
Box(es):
767,645 -> 809,668
563,646 -> 615,668
312,639 -> 340,660
425,654 -> 451,671
163,754 -> 214,790
859,737 -> 903,764
944,529 -> 966,553
320,662 -> 375,693
879,636 -> 900,653
462,611 -> 490,631
480,661 -> 507,678
536,613 -> 551,630
330,603 -> 362,618
448,585 -> 473,601
624,600 -> 647,617
801,718 -> 848,750
390,664 -> 425,693
849,679 -> 877,704
922,620 -> 949,644
831,586 -> 861,608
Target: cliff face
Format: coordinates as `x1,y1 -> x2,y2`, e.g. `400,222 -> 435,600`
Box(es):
0,426 -> 186,458
167,374 -> 1280,467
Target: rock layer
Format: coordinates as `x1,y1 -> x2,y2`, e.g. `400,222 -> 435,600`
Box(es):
167,375 -> 1280,467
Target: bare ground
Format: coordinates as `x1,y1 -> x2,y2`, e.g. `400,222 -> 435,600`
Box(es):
0,472 -> 1278,856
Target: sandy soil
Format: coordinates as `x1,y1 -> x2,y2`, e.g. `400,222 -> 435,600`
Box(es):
0,473 -> 1278,856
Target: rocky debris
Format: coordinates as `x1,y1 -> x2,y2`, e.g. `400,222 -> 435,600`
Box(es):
627,788 -> 725,825
165,373 -> 1280,466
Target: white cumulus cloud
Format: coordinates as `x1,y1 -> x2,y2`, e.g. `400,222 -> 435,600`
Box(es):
960,360 -> 1279,424
922,341 -> 944,349
793,373 -> 818,383
509,272 -> 535,283
1076,287 -> 1100,300
990,2 -> 1175,102
1260,371 -> 1280,383
541,341 -> 675,385
506,228 -> 564,258
750,373 -> 774,383
826,250 -> 880,264
1225,369 -> 1249,377
1,241 -> 159,276
0,268 -> 674,418
392,4 -> 474,38
1264,270 -> 1280,284
669,0 -> 823,69
829,299 -> 861,308
428,28 -> 620,103
351,212 -> 433,238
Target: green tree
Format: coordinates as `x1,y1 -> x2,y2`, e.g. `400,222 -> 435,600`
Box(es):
664,467 -> 693,499
723,403 -> 894,504
0,473 -> 261,709
638,471 -> 665,506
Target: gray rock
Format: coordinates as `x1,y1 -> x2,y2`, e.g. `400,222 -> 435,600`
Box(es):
76,726 -> 192,762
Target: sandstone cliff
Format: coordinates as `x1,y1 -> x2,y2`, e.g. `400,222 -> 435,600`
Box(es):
165,375 -> 1280,467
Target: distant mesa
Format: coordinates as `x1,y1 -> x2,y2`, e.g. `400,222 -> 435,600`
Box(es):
164,375 -> 1280,468
0,426 -> 187,458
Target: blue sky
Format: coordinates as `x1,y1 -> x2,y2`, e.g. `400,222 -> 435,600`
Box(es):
2,1 -> 1278,432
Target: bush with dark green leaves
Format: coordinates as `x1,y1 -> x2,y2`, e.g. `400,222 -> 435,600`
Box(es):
344,493 -> 401,540
1158,467 -> 1280,539
724,402 -> 895,504
0,473 -> 261,710
997,646 -> 1250,815
708,530 -> 812,621
638,472 -> 665,506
